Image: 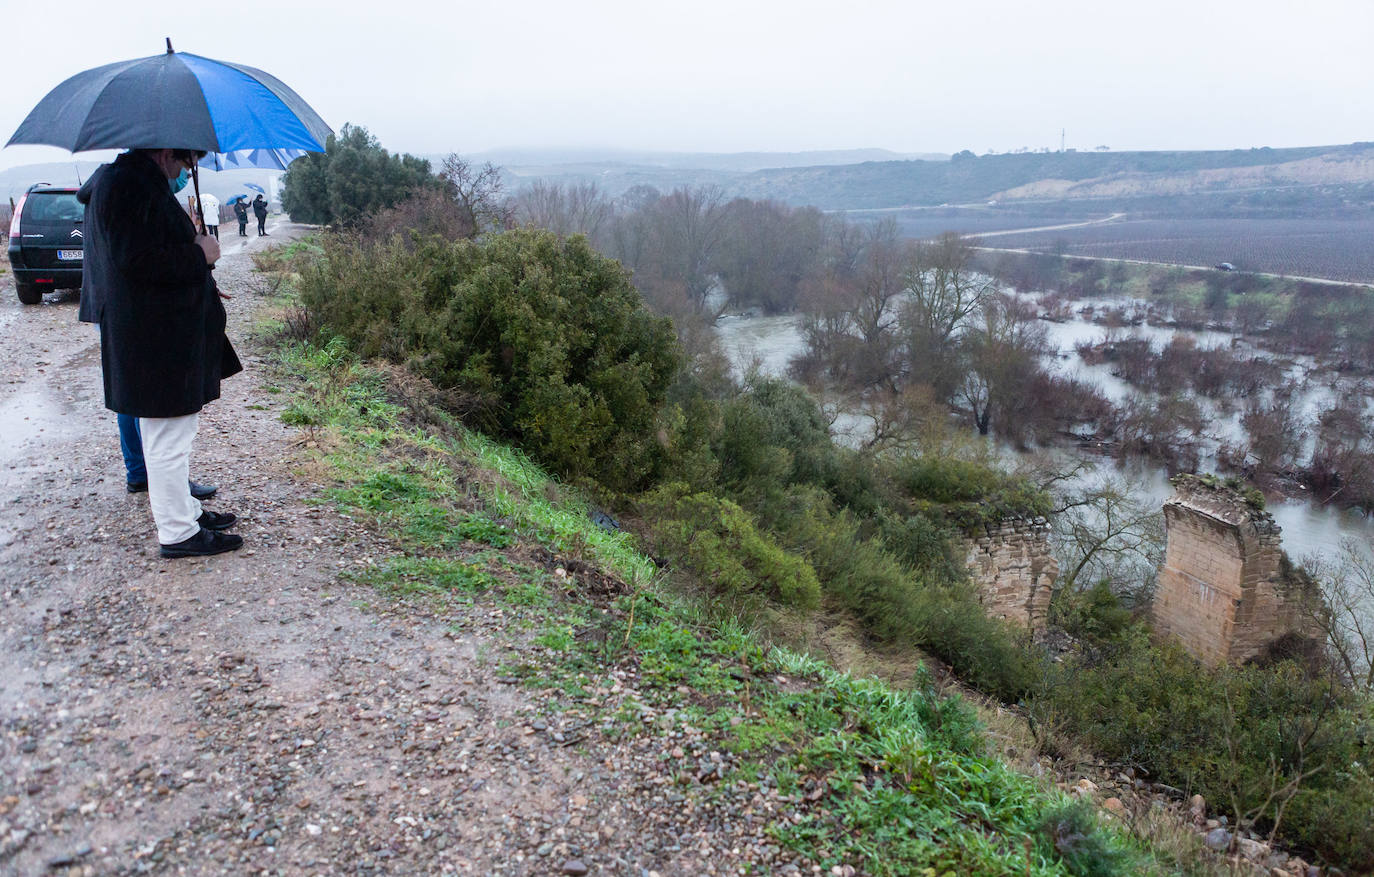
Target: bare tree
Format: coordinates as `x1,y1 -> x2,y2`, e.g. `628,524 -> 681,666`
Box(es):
1050,476 -> 1165,602
856,383 -> 954,456
647,185 -> 728,314
902,233 -> 994,343
899,233 -> 995,401
510,180 -> 611,242
438,153 -> 511,238
1303,540 -> 1374,692
848,219 -> 907,346
1238,383 -> 1309,476
957,293 -> 1049,435
713,199 -> 825,315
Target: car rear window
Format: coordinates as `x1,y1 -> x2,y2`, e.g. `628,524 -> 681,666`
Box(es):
25,193 -> 83,223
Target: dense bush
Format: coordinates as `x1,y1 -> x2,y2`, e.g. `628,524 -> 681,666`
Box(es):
282,124 -> 439,227
641,483 -> 820,610
891,455 -> 1053,527
1037,624 -> 1374,870
766,485 -> 1039,701
646,373 -> 1042,699
298,228 -> 680,490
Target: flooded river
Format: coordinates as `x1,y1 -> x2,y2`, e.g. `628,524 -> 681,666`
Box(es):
714,309 -> 1374,566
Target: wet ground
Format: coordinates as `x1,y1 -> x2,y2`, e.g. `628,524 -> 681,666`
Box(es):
0,223 -> 803,876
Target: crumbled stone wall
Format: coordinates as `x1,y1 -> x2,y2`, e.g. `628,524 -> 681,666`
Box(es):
1153,476 -> 1321,666
961,518 -> 1057,629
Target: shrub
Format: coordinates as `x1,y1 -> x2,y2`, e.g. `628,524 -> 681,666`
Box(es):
1037,801 -> 1134,877
1037,627 -> 1374,869
282,124 -> 439,227
641,483 -> 820,610
891,455 -> 1053,527
775,486 -> 1038,700
1052,580 -> 1135,645
876,511 -> 964,586
298,228 -> 681,491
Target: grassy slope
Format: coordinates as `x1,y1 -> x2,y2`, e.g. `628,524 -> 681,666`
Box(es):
259,320 -> 1219,876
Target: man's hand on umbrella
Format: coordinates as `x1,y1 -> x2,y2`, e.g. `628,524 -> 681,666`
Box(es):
195,233 -> 221,267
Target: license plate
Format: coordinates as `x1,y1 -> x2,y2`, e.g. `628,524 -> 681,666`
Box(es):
57,249 -> 83,261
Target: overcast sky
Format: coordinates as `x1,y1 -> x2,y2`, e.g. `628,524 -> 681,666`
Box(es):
2,0 -> 1371,171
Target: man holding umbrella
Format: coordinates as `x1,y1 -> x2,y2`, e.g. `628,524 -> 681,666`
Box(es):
232,196 -> 249,236
7,41 -> 331,556
82,147 -> 244,557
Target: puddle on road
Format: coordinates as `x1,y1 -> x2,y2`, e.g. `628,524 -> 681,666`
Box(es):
0,387 -> 82,460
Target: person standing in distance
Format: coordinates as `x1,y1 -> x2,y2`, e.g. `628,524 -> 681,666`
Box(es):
83,147 -> 245,558
252,193 -> 268,236
233,197 -> 249,236
198,191 -> 220,239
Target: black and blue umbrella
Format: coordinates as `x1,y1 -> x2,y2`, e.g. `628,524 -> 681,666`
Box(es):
6,40 -> 330,156
6,40 -> 330,227
200,147 -> 310,172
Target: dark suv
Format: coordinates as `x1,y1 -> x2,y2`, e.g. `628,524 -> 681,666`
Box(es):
7,184 -> 83,304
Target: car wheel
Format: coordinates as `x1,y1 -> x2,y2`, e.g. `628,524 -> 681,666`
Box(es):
16,282 -> 43,305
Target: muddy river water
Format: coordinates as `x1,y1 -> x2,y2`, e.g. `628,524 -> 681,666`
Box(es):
713,309 -> 1374,567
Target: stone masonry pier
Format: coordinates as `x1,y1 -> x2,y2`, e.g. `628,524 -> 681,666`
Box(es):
1152,476 -> 1321,666
961,518 -> 1057,629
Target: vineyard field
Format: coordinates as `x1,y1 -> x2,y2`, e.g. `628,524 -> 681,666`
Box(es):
974,218 -> 1374,284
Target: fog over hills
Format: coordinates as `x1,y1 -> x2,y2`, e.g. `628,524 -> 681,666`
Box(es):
464,147 -> 946,173
2,161 -> 286,204
457,142 -> 1374,213
9,143 -> 1372,219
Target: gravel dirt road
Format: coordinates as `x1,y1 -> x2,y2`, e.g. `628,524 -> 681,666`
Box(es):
0,223 -> 799,876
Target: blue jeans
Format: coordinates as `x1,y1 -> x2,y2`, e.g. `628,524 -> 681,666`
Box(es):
118,413 -> 147,485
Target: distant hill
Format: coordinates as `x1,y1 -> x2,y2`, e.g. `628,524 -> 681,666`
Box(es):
2,160 -> 286,205
468,147 -> 945,173
729,143 -> 1374,210
1,161 -> 105,201
416,148 -> 949,200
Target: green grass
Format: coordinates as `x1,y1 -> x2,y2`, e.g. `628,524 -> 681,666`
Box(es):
265,332 -> 1169,876
350,556 -> 497,596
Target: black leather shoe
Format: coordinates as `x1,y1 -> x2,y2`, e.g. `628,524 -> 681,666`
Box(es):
127,480 -> 218,499
160,528 -> 244,558
198,510 -> 237,531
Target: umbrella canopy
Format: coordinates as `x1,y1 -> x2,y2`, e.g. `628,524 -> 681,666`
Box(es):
6,43 -> 331,155
6,41 -> 328,232
199,147 -> 310,172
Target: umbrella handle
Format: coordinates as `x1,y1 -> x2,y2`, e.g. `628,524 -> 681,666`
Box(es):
191,163 -> 205,231
189,164 -> 217,270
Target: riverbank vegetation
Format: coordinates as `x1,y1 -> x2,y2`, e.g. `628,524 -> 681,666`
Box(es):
277,138 -> 1374,870
976,251 -> 1374,513
265,286 -> 1160,876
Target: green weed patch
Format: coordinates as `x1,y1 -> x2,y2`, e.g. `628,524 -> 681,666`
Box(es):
264,315 -> 1179,875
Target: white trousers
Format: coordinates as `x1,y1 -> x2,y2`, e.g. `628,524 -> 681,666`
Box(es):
139,413 -> 203,545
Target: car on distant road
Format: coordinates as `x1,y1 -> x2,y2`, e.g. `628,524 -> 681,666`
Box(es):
1214,262 -> 1236,271
7,184 -> 83,304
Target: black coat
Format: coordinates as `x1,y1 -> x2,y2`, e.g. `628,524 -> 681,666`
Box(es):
78,151 -> 241,418
252,196 -> 267,219
233,201 -> 248,221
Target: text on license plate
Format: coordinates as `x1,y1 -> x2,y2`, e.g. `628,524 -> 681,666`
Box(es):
57,249 -> 83,261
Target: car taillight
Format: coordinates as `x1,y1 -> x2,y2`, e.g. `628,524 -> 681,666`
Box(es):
8,193 -> 26,238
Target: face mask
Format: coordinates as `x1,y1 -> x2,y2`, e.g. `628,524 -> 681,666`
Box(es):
169,168 -> 190,194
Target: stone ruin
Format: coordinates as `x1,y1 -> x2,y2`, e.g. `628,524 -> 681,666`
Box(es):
955,477 -> 1324,663
961,518 -> 1058,629
1152,475 -> 1323,667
